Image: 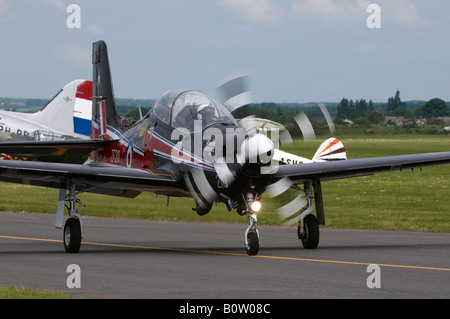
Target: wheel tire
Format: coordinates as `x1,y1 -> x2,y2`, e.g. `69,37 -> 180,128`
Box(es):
64,218 -> 82,253
299,214 -> 319,249
245,231 -> 259,256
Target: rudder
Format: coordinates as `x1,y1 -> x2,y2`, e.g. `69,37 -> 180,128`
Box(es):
91,40 -> 123,139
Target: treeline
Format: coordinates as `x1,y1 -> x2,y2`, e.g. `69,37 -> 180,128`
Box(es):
2,92 -> 449,129
0,98 -> 48,112
116,98 -> 154,118
0,97 -> 48,107
335,90 -> 450,126
237,102 -> 341,121
0,96 -> 155,117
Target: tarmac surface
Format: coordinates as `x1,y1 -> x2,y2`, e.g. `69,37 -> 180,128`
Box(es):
0,211 -> 449,299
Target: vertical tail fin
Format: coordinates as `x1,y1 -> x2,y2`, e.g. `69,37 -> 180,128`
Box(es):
29,79 -> 92,138
91,40 -> 122,139
312,138 -> 347,162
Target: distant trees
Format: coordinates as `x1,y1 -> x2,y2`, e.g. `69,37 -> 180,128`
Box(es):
387,104 -> 414,118
386,90 -> 414,118
336,98 -> 381,124
415,98 -> 449,118
3,90 -> 449,131
336,90 -> 450,127
337,98 -> 372,120
387,90 -> 402,113
366,110 -> 384,125
384,90 -> 450,119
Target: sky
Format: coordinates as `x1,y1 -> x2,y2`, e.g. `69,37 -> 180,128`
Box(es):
0,0 -> 450,103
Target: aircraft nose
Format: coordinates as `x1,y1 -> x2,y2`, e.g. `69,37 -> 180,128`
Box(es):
240,133 -> 274,165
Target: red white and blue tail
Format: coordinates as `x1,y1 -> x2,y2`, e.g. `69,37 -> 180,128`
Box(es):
27,79 -> 92,139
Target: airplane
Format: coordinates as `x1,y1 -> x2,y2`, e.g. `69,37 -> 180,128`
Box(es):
0,79 -> 92,142
0,40 -> 450,256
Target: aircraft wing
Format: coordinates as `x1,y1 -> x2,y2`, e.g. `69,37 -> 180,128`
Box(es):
272,151 -> 450,183
0,139 -> 117,156
0,160 -> 181,198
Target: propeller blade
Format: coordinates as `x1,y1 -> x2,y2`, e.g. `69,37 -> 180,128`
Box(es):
277,194 -> 308,225
267,177 -> 292,198
216,73 -> 252,112
294,112 -> 316,140
191,168 -> 220,204
318,103 -> 335,135
214,156 -> 236,187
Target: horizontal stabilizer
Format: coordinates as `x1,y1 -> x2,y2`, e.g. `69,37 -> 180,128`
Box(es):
273,148 -> 312,165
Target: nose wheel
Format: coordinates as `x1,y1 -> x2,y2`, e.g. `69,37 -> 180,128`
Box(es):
244,212 -> 260,256
245,230 -> 259,256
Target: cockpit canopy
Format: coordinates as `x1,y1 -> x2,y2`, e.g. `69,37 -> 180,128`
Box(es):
152,90 -> 237,132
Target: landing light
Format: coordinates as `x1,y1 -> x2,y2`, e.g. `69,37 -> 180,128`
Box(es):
250,201 -> 262,213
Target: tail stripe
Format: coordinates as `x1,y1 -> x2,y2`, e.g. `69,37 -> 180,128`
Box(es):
316,138 -> 339,156
73,80 -> 92,136
98,100 -> 107,136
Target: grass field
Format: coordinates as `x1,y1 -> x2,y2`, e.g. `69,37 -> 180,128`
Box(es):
0,135 -> 449,232
0,286 -> 76,299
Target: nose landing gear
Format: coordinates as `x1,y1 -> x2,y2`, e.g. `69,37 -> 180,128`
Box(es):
245,212 -> 259,256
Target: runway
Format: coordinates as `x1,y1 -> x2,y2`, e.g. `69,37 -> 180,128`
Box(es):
0,211 -> 449,299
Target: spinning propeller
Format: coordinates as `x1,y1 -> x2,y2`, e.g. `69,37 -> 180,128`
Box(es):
214,73 -> 340,225
180,72 -> 340,229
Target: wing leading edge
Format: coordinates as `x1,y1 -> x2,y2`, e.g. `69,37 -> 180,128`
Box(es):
272,151 -> 450,183
0,160 -> 183,198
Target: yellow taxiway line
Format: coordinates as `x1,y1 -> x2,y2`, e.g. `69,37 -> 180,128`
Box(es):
1,235 -> 449,272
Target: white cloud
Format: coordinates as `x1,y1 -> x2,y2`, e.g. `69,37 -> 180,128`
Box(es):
87,24 -> 106,36
219,0 -> 282,24
292,0 -> 426,26
381,0 -> 422,26
45,0 -> 65,11
0,0 -> 7,14
292,0 -> 370,20
56,44 -> 91,66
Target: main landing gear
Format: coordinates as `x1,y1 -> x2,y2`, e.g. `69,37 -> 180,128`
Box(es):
299,214 -> 319,250
56,186 -> 85,253
297,183 -> 320,250
64,217 -> 82,253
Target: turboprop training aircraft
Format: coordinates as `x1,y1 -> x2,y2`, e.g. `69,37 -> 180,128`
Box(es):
1,40 -> 450,256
